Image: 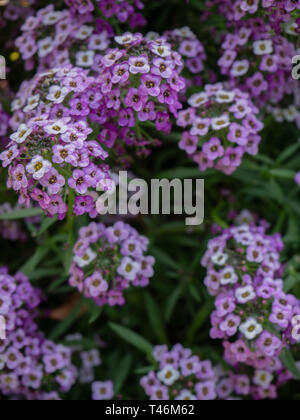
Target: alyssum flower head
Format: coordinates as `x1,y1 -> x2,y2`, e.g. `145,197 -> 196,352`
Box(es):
69,221 -> 155,307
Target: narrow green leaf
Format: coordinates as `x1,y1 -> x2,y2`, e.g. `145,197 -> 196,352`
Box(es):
280,348 -> 300,381
38,216 -> 58,235
20,247 -> 49,277
109,322 -> 153,355
144,292 -> 168,344
113,354 -> 133,394
187,300 -> 214,344
150,246 -> 179,270
165,284 -> 185,321
277,143 -> 300,164
0,208 -> 43,220
49,299 -> 84,341
269,169 -> 296,179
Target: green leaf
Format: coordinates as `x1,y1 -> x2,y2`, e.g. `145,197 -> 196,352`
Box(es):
144,292 -> 168,344
20,247 -> 49,277
109,322 -> 153,355
277,143 -> 300,164
84,298 -> 104,324
165,284 -> 185,321
156,167 -> 203,179
0,208 -> 43,220
150,246 -> 179,270
38,216 -> 58,235
280,348 -> 300,381
269,169 -> 296,179
49,299 -> 84,341
112,354 -> 133,394
187,300 -> 214,344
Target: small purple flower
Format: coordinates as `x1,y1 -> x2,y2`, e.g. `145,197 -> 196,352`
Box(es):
68,170 -> 90,194
141,74 -> 161,97
129,56 -> 150,74
124,88 -> 148,112
85,272 -> 109,298
220,314 -> 241,337
92,381 -> 114,401
40,168 -> 65,195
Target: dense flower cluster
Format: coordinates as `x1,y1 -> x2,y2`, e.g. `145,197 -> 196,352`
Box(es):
96,32 -> 186,157
208,0 -> 300,30
0,0 -> 36,30
1,66 -> 112,220
97,0 -> 146,29
177,83 -> 263,174
69,221 -> 155,306
141,344 -> 218,400
64,333 -> 114,401
16,4 -> 110,71
218,21 -> 298,110
146,27 -> 206,84
202,220 -> 300,399
0,267 -> 78,399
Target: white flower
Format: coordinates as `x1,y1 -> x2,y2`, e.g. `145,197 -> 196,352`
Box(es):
45,120 -> 68,135
188,93 -> 208,108
211,115 -> 230,130
76,51 -> 95,68
216,90 -> 235,104
145,31 -> 160,41
157,365 -> 180,386
75,25 -> 93,40
38,37 -> 55,58
285,22 -> 298,36
151,44 -> 172,58
11,97 -> 25,112
230,60 -> 249,76
235,285 -> 256,304
211,252 -> 228,266
42,11 -> 63,25
253,40 -> 273,56
220,267 -> 238,285
283,106 -> 298,122
175,390 -> 197,400
26,156 -> 52,180
117,257 -> 140,281
24,94 -> 40,112
74,248 -> 97,268
46,86 -> 69,104
272,108 -> 284,123
239,318 -> 263,340
115,33 -> 135,45
89,34 -> 109,51
253,370 -> 273,389
10,124 -> 32,144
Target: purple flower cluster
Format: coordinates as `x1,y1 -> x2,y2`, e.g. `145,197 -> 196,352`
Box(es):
1,66 -> 112,220
141,344 -> 218,400
64,333 -> 114,400
202,219 -> 300,399
95,32 -> 185,157
0,267 -> 78,399
0,0 -> 36,30
210,0 -> 300,30
69,221 -> 155,307
177,83 -> 263,174
16,4 -> 111,71
218,21 -> 298,110
146,27 -> 207,83
98,0 -> 147,29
